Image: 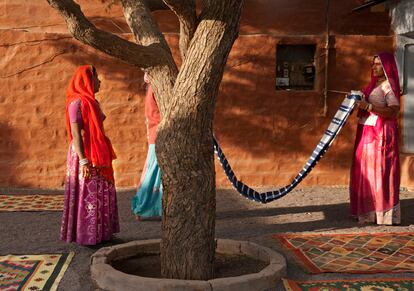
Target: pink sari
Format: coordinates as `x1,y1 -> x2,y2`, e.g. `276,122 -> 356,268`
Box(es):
350,52 -> 401,225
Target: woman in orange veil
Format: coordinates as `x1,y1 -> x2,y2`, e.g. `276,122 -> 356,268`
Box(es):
60,65 -> 119,245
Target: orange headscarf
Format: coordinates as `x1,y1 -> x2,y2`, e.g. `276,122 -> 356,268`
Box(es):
65,65 -> 116,182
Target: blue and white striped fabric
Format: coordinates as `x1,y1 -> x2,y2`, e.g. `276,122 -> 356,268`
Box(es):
214,93 -> 362,204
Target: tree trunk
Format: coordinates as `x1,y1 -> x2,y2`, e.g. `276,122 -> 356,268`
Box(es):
156,1 -> 244,280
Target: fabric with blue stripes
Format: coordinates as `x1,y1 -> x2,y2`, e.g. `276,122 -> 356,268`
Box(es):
213,93 -> 361,204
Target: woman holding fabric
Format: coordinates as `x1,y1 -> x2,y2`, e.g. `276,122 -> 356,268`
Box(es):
131,74 -> 163,220
60,65 -> 120,245
350,52 -> 401,225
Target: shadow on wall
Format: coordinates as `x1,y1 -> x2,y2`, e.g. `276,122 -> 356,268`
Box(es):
213,44 -> 364,174
55,40 -> 358,184
0,121 -> 25,187
46,19 -> 388,187
2,1 -> 395,189
0,34 -> 151,188
55,41 -> 146,92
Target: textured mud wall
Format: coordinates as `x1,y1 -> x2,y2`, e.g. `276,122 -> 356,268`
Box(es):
2,0 -> 411,190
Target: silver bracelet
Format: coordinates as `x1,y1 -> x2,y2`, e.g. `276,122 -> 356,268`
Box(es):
79,158 -> 89,166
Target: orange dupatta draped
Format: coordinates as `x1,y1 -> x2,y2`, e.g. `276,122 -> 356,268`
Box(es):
65,65 -> 116,182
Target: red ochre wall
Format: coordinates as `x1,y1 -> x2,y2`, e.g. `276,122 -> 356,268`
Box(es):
1,1 -> 412,190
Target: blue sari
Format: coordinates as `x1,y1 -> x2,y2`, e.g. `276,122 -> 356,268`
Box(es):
131,144 -> 162,217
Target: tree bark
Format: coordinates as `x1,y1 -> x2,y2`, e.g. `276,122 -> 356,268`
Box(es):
163,0 -> 197,60
157,0 -> 244,280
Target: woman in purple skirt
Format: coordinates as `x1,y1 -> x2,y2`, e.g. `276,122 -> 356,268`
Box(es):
60,65 -> 119,245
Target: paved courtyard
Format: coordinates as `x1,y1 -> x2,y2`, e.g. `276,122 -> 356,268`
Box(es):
1,186 -> 414,290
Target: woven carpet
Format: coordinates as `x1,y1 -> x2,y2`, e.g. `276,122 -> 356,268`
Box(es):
0,195 -> 63,212
0,252 -> 74,291
274,232 -> 414,274
283,277 -> 414,291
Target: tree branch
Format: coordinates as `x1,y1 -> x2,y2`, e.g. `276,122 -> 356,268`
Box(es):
1,50 -> 69,78
120,0 -> 170,48
163,0 -> 197,60
47,0 -> 164,68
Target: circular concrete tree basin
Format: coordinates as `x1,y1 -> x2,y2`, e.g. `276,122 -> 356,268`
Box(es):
91,239 -> 286,291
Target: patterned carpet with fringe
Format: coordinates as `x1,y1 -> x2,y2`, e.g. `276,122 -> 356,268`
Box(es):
274,232 -> 414,273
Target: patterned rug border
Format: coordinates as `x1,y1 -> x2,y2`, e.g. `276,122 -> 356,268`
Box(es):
0,252 -> 74,291
0,194 -> 64,212
0,194 -> 64,196
273,232 -> 414,274
282,277 -> 414,291
274,232 -> 414,240
47,252 -> 74,291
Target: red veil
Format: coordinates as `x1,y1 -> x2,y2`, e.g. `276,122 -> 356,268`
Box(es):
362,52 -> 401,104
358,52 -> 401,144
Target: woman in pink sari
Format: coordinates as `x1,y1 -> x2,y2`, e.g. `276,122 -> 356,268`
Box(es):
350,52 -> 401,225
60,65 -> 120,245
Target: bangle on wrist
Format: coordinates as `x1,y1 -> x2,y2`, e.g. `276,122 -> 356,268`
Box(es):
79,158 -> 89,166
367,103 -> 373,112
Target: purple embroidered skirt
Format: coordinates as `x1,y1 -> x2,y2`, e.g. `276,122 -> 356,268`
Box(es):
60,143 -> 120,245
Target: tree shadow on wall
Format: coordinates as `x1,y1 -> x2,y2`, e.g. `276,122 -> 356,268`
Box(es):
48,39 -> 153,187
56,40 -> 147,93
213,46 -> 368,182
1,36 -> 152,188
51,35 -> 365,189
47,9 -> 388,188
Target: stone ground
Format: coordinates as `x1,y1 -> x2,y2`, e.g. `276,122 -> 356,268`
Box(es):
1,186 -> 414,290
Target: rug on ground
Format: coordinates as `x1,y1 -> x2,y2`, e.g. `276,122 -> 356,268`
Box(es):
283,277 -> 414,291
274,232 -> 414,273
0,195 -> 63,212
0,252 -> 74,291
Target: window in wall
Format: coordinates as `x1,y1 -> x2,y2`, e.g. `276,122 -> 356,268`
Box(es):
276,44 -> 316,90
